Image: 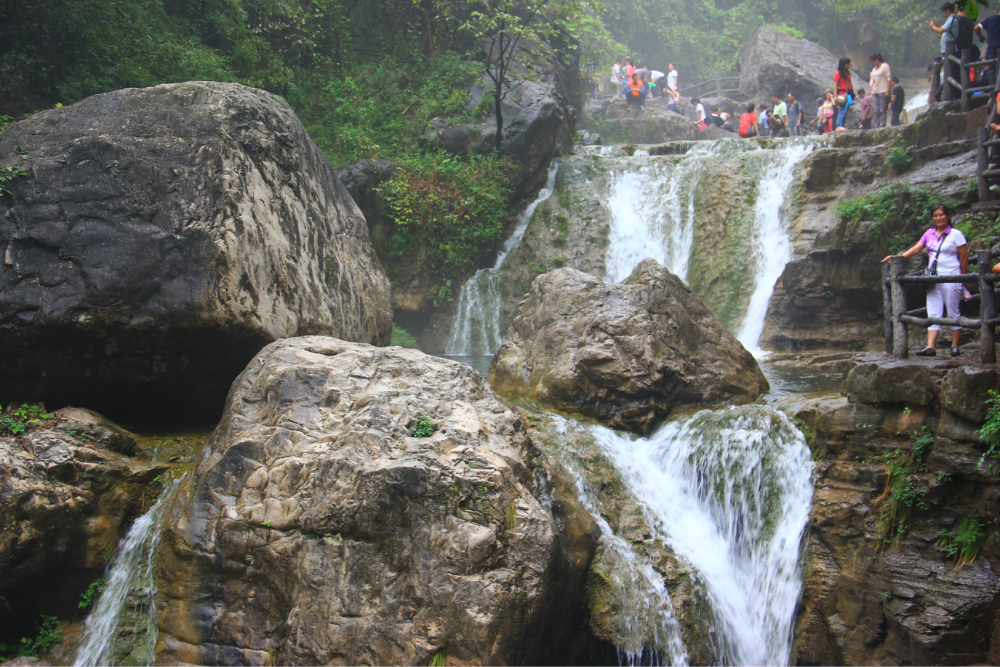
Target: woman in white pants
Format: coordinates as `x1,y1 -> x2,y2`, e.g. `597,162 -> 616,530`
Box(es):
883,205 -> 968,357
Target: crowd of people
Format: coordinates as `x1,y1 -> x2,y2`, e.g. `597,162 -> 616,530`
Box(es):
604,51 -> 913,137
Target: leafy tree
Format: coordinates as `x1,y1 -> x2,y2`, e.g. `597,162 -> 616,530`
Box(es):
461,0 -> 597,153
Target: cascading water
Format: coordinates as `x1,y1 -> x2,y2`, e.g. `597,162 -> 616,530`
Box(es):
588,405 -> 814,666
734,142 -> 814,355
445,164 -> 559,355
74,477 -> 184,667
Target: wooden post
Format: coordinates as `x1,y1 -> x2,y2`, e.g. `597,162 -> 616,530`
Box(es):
980,250 -> 996,364
961,49 -> 971,112
944,43 -> 955,102
890,256 -> 909,358
980,127 -> 992,204
882,261 -> 894,353
932,57 -> 943,103
715,72 -> 722,98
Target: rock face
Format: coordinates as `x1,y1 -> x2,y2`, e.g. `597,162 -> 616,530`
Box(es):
0,82 -> 392,423
779,356 -> 1000,665
0,410 -> 168,642
490,260 -> 768,433
738,27 -> 858,111
156,337 -> 598,666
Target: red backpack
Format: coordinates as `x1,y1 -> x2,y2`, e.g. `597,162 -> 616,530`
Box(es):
738,113 -> 753,138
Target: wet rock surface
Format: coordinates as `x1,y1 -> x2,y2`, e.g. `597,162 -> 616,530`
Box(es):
157,337 -> 598,666
778,356 -> 1000,665
490,260 -> 768,433
0,412 -> 168,642
0,82 -> 392,423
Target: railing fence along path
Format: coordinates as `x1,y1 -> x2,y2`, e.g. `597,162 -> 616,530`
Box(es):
683,73 -> 740,98
883,250 -> 1000,363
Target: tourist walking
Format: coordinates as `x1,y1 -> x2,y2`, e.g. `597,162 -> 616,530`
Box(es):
786,92 -> 802,135
611,58 -> 624,95
890,76 -> 906,125
834,58 -> 854,128
869,53 -> 891,128
811,92 -> 836,133
931,3 -> 962,99
857,89 -> 873,129
882,204 -> 968,357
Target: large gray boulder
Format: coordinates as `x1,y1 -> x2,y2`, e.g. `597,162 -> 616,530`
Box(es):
0,82 -> 393,422
490,260 -> 769,434
738,27 -> 856,108
156,337 -> 598,666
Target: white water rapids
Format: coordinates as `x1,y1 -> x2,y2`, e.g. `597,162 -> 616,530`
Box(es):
74,477 -> 184,667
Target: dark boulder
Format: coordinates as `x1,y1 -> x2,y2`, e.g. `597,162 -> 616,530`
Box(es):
0,82 -> 392,423
738,27 -> 860,110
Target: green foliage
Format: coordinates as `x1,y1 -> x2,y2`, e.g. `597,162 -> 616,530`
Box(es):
0,404 -> 53,437
378,152 -> 513,283
145,474 -> 164,503
67,426 -> 92,442
977,389 -> 1000,474
9,615 -> 62,659
885,139 -> 915,173
846,340 -> 864,351
836,184 -> 957,255
78,578 -> 105,609
429,651 -> 446,667
870,448 -> 928,547
879,590 -> 892,601
293,52 -> 480,167
0,147 -> 29,196
912,426 -> 934,465
391,323 -> 419,348
261,521 -> 272,528
937,512 -> 986,567
412,416 -> 437,438
768,23 -> 804,38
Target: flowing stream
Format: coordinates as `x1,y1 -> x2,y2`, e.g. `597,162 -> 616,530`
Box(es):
74,477 -> 184,667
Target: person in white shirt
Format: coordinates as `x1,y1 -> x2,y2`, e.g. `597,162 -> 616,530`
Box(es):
692,98 -> 707,126
882,204 -> 969,357
666,64 -> 678,96
868,53 -> 891,128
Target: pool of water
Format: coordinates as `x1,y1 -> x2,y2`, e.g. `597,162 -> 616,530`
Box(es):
437,354 -> 495,378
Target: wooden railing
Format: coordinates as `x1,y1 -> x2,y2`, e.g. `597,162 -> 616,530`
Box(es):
935,43 -> 999,112
683,73 -> 739,98
882,250 -> 1000,362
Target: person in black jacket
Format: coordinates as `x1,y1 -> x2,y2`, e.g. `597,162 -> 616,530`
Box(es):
890,76 -> 906,126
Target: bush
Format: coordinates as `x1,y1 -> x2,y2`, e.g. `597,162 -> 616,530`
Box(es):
377,152 -> 513,283
885,139 -> 915,172
937,512 -> 986,567
836,184 -> 957,255
391,323 -> 418,348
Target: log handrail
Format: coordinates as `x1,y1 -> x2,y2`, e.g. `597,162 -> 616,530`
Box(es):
884,250 -> 998,362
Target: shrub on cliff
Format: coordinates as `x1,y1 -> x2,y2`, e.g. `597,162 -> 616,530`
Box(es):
376,152 -> 513,291
836,184 -> 956,255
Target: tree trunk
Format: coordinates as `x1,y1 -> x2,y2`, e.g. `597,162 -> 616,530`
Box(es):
494,85 -> 503,153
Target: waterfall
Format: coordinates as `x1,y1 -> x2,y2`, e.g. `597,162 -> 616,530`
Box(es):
587,405 -> 814,666
445,164 -> 559,355
734,142 -> 814,355
74,477 -> 184,667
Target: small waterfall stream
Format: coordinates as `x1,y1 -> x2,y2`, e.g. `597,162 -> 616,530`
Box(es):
445,165 -> 559,355
74,477 -> 184,667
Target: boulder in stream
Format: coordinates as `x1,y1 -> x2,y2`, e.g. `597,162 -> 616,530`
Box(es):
156,337 -> 598,665
490,260 -> 769,434
0,82 -> 392,423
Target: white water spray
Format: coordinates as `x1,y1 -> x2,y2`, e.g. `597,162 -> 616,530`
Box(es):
74,477 -> 184,667
589,405 -> 814,665
446,164 -> 559,355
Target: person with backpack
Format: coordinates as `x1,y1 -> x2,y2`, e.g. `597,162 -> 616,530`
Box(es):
785,91 -> 803,135
833,58 -> 855,129
625,72 -> 647,114
738,103 -> 759,138
956,6 -> 980,62
976,12 -> 1000,86
931,3 -> 962,99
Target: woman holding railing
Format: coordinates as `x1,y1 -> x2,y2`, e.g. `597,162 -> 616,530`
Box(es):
883,204 -> 969,357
